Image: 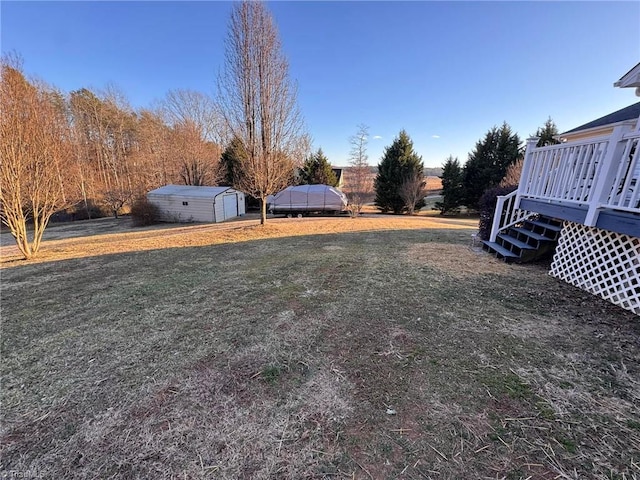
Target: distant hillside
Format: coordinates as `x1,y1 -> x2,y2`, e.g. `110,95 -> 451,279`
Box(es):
424,176 -> 442,193
339,166 -> 442,197
338,166 -> 443,177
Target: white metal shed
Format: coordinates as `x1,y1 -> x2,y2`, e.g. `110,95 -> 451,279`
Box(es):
147,185 -> 246,223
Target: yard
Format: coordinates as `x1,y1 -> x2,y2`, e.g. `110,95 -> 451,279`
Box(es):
1,215 -> 639,479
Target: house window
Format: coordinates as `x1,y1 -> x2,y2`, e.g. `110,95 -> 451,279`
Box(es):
182,201 -> 188,206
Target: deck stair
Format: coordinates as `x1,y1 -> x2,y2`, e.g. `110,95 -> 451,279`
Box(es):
482,215 -> 563,263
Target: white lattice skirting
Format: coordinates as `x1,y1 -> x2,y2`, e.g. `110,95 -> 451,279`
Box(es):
550,222 -> 640,315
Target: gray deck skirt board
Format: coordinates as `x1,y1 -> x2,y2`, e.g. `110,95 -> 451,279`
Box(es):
519,198 -> 588,224
596,210 -> 640,238
519,198 -> 639,238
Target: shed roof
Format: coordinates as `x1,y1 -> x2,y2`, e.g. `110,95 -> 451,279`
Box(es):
148,185 -> 232,198
560,102 -> 640,136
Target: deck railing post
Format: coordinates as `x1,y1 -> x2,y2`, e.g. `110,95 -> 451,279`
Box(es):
490,195 -> 507,242
584,126 -> 630,226
516,137 -> 540,209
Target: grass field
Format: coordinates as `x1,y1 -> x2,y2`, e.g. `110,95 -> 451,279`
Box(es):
1,215 -> 639,479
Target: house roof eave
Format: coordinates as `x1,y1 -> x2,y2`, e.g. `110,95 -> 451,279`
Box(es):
558,119 -> 637,141
614,62 -> 640,88
559,102 -> 640,137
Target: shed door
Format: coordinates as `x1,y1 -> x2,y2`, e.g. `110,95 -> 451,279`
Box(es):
223,195 -> 237,220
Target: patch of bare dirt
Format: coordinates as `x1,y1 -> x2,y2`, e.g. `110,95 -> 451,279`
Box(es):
496,313 -> 566,340
406,242 -> 510,278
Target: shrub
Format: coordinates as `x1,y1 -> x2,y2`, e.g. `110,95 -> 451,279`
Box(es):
478,185 -> 517,241
50,200 -> 110,222
80,200 -> 111,220
500,157 -> 523,187
245,194 -> 261,211
130,196 -> 160,227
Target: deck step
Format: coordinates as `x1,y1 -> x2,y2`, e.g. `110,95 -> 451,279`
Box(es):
485,214 -> 562,264
510,227 -> 555,242
526,219 -> 563,232
497,234 -> 536,250
482,241 -> 519,261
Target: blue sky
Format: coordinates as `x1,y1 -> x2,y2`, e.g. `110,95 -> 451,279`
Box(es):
2,1 -> 639,168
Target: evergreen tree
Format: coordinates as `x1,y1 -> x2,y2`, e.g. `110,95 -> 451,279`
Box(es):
535,117 -> 561,147
220,136 -> 246,186
435,156 -> 464,214
299,148 -> 338,186
374,130 -> 425,214
462,122 -> 522,210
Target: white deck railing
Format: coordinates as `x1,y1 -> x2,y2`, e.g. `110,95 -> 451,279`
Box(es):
490,123 -> 640,242
489,190 -> 535,242
517,136 -> 610,206
603,130 -> 640,213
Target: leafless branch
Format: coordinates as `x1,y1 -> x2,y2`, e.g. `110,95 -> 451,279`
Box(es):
217,0 -> 306,224
0,61 -> 72,258
345,124 -> 374,216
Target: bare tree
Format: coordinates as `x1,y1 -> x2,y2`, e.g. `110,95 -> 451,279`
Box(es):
103,188 -> 133,219
168,120 -> 222,186
500,157 -> 524,187
132,109 -> 174,191
161,89 -> 223,144
399,172 -> 427,215
218,0 -> 306,224
0,60 -> 71,259
345,124 -> 373,216
69,86 -> 138,214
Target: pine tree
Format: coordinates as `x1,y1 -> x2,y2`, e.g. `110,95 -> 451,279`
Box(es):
220,136 -> 246,186
435,156 -> 464,214
462,122 -> 522,210
535,117 -> 561,147
374,130 -> 425,214
299,148 -> 338,186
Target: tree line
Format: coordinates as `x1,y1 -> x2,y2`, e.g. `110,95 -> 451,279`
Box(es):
1,1 -> 310,258
2,59 -> 227,224
436,118 -> 560,215
2,0 -> 409,259
1,0 -> 561,260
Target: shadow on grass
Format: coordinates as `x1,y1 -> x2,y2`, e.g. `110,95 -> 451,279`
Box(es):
2,228 -> 638,479
0,215 -> 479,268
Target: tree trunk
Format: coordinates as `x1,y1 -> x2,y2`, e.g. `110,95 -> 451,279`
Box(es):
260,195 -> 267,225
15,223 -> 32,259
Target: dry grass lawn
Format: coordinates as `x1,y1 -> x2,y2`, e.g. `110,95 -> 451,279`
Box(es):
1,214 -> 638,479
0,212 -> 473,266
